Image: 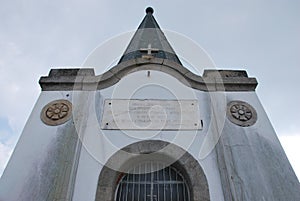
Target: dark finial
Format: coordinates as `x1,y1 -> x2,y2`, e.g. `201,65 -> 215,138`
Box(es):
146,7 -> 154,14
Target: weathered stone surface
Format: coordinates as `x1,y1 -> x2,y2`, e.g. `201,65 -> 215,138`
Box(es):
203,70 -> 248,78
49,68 -> 95,77
0,119 -> 80,201
216,122 -> 300,201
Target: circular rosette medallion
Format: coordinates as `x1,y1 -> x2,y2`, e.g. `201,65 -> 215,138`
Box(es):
227,100 -> 257,127
41,99 -> 72,126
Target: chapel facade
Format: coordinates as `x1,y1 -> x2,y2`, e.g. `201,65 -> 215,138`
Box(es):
0,7 -> 299,201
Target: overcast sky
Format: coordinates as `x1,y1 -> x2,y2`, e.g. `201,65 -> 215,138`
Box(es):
0,0 -> 299,180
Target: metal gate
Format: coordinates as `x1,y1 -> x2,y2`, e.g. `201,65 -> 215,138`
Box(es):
115,161 -> 190,201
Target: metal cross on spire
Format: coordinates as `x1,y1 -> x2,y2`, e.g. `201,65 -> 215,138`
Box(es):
140,44 -> 159,59
140,44 -> 159,55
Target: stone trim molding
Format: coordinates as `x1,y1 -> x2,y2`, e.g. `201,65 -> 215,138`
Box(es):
227,100 -> 257,127
95,140 -> 210,201
40,99 -> 72,126
39,58 -> 257,92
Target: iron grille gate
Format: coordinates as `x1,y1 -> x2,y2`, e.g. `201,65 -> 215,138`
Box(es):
115,161 -> 190,201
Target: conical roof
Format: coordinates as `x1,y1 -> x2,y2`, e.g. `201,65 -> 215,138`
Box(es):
118,7 -> 182,65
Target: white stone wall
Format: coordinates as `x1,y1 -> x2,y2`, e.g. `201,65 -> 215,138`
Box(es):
72,71 -> 226,201
1,70 -> 299,201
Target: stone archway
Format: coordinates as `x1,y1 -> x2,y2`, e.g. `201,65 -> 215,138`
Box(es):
95,140 -> 210,201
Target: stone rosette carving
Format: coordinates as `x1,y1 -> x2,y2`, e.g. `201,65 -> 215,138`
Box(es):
227,100 -> 257,127
41,99 -> 72,126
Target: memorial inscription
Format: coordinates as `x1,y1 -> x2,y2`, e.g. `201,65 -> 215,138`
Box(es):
101,99 -> 202,130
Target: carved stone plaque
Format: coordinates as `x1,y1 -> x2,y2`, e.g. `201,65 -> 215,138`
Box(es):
101,99 -> 202,130
227,100 -> 257,127
41,99 -> 72,126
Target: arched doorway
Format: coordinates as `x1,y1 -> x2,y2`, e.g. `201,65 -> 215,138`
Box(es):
95,140 -> 210,201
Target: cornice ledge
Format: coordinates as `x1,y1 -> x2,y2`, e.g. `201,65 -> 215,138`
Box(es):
39,59 -> 258,91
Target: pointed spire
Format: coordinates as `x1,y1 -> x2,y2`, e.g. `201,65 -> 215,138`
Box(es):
118,7 -> 182,65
